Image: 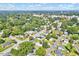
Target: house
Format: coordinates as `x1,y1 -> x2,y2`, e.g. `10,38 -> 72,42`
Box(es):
27,53 -> 34,56
49,38 -> 54,41
38,35 -> 45,39
29,36 -> 34,41
64,31 -> 68,35
16,35 -> 24,39
3,52 -> 11,56
58,46 -> 64,50
47,53 -> 52,56
9,35 -> 14,39
35,42 -> 42,47
63,39 -> 69,45
34,33 -> 40,38
2,42 -> 11,48
24,31 -> 36,36
55,49 -> 63,56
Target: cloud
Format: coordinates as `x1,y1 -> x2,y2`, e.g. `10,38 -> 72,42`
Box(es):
0,3 -> 16,10
0,3 -> 79,10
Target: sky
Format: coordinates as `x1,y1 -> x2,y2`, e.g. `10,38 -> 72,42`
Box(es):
0,3 -> 79,11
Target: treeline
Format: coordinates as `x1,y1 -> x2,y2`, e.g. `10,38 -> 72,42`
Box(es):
0,14 -> 47,38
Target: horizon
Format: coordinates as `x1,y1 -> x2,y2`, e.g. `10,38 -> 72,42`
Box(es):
0,3 -> 79,11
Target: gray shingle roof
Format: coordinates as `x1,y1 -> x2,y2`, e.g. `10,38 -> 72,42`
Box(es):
2,42 -> 11,48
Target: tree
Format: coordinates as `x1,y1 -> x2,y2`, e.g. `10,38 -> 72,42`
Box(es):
67,26 -> 78,34
35,47 -> 46,56
11,42 -> 34,56
46,33 -> 51,40
42,41 -> 50,48
10,49 -> 19,56
0,24 -> 3,31
71,17 -> 78,24
70,34 -> 79,40
52,31 -> 58,39
0,45 -> 4,52
64,43 -> 73,52
2,29 -> 11,38
64,43 -> 79,56
0,39 -> 5,44
11,26 -> 24,35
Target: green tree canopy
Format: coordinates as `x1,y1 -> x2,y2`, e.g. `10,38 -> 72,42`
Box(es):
11,42 -> 34,56
35,47 -> 46,56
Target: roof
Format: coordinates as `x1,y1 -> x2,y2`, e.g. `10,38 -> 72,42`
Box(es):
2,42 -> 11,48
